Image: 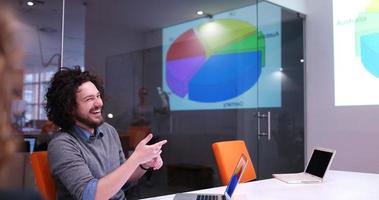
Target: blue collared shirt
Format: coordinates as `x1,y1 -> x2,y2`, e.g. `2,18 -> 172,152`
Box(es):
73,125 -> 104,200
74,125 -> 104,141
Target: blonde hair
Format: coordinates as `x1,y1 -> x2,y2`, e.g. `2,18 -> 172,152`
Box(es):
0,1 -> 24,170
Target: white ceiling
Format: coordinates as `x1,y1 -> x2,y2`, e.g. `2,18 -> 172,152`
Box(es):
14,0 -> 259,72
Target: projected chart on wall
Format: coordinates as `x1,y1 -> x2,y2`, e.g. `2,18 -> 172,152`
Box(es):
163,3 -> 282,111
356,1 -> 379,78
166,19 -> 264,103
334,0 -> 379,106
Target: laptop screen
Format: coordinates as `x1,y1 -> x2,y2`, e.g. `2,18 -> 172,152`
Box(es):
305,149 -> 334,178
224,154 -> 248,198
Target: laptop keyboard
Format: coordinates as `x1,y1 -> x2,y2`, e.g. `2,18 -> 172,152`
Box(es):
282,173 -> 317,181
274,172 -> 321,183
196,195 -> 226,200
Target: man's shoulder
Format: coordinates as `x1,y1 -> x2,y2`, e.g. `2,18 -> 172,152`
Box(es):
50,130 -> 75,142
98,122 -> 122,143
48,130 -> 82,161
98,122 -> 117,134
48,130 -> 79,150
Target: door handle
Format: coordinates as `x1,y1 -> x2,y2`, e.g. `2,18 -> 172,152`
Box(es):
257,112 -> 262,139
257,111 -> 271,141
267,111 -> 271,140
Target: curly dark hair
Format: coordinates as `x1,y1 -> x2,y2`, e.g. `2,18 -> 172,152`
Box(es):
45,66 -> 104,130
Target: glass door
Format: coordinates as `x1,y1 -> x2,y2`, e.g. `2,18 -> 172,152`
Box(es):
253,1 -> 305,179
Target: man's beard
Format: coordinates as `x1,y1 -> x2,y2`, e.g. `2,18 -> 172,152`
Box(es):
75,112 -> 104,129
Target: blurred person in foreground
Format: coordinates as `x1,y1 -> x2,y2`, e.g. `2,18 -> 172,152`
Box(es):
45,66 -> 167,200
0,1 -> 42,199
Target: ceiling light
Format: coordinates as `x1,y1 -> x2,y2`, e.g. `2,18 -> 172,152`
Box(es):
196,10 -> 204,16
107,113 -> 114,119
27,1 -> 34,6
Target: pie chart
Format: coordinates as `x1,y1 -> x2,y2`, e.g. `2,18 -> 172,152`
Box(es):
355,0 -> 379,77
166,19 -> 265,102
361,33 -> 379,77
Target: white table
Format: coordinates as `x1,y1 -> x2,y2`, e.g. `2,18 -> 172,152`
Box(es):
143,170 -> 379,200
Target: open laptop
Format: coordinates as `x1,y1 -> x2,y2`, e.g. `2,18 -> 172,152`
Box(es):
273,147 -> 336,184
174,154 -> 248,200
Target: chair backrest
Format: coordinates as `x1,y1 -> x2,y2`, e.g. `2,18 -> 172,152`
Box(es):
127,126 -> 151,149
30,151 -> 56,200
212,140 -> 256,185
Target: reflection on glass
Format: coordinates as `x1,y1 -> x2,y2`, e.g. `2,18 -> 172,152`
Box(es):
23,71 -> 55,121
39,106 -> 47,119
25,104 -> 38,122
23,84 -> 39,104
40,71 -> 55,82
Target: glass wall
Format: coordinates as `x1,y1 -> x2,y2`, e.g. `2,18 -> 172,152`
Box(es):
15,0 -> 304,198
88,1 -> 305,198
23,71 -> 55,121
16,0 -> 85,127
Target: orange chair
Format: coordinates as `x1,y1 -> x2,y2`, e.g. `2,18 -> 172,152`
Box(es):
212,140 -> 256,185
127,126 -> 151,149
30,151 -> 56,200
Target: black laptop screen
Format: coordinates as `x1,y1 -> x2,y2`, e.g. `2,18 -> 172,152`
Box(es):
305,149 -> 333,178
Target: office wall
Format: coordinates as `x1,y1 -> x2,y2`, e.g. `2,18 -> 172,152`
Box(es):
264,0 -> 379,173
304,0 -> 379,173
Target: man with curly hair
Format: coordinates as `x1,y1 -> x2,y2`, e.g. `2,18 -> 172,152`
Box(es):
46,67 -> 167,200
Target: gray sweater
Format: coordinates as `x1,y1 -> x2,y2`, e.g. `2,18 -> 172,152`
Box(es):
48,122 -> 126,200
